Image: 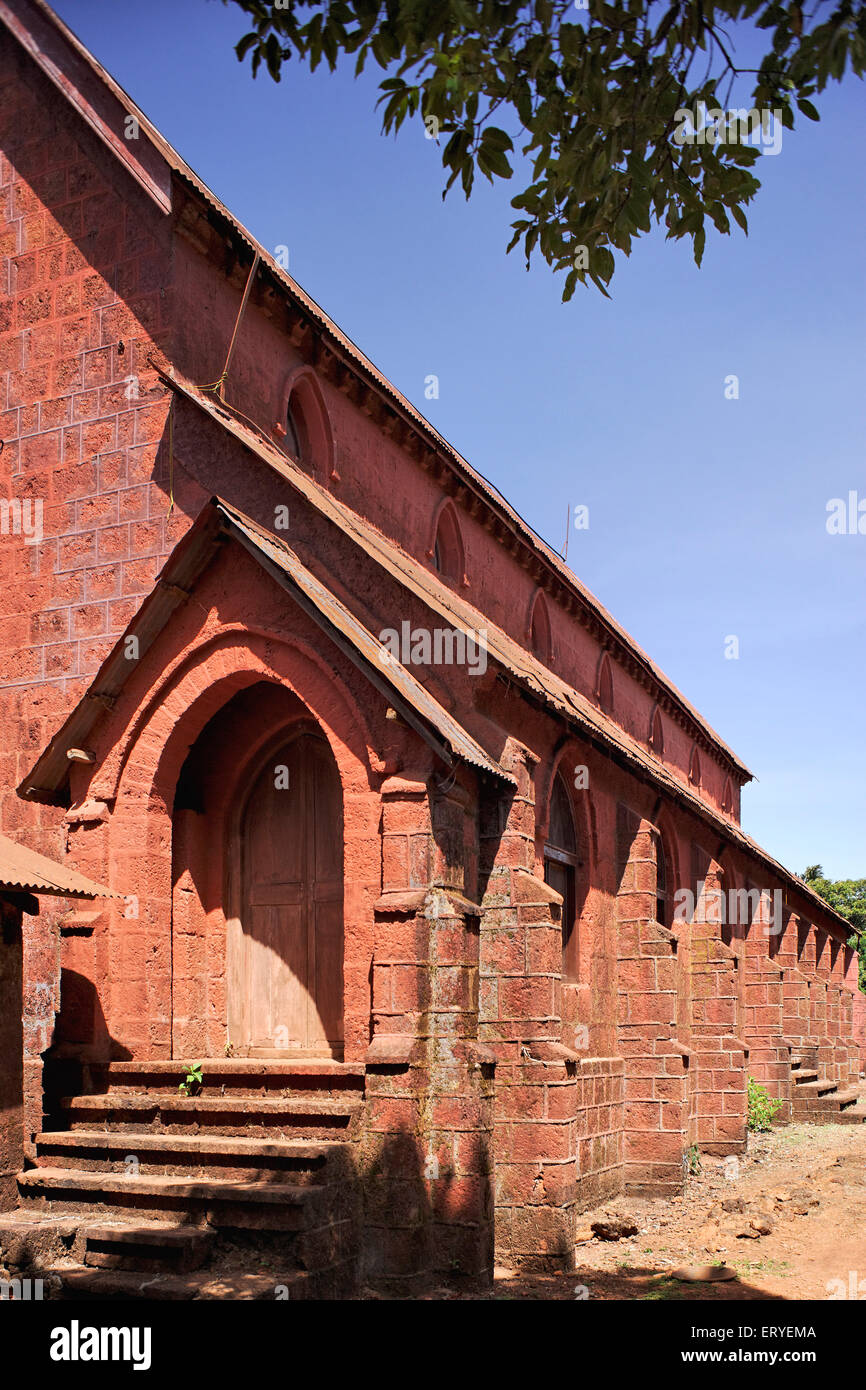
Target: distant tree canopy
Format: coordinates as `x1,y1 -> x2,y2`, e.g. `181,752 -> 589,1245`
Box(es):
224,1 -> 865,297
803,864 -> 866,991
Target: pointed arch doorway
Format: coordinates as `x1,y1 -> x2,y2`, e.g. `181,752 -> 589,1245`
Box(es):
228,725 -> 344,1058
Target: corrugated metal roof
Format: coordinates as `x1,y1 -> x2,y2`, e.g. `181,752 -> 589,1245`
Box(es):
0,832 -> 117,898
0,0 -> 751,782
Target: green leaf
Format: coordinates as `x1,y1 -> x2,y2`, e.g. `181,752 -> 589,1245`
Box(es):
481,126 -> 514,152
235,32 -> 259,62
224,0 -> 863,298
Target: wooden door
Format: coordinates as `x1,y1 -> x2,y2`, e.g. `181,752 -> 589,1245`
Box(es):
228,730 -> 343,1056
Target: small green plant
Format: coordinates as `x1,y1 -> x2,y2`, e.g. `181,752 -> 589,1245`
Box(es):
684,1144 -> 702,1176
747,1075 -> 783,1131
224,1041 -> 234,1058
178,1062 -> 203,1096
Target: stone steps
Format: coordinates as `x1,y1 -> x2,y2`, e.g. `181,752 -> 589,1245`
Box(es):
0,1211 -> 213,1277
791,1073 -> 865,1122
82,1221 -> 214,1274
59,1093 -> 363,1141
793,1078 -> 837,1096
83,1059 -> 366,1100
9,1058 -> 367,1295
18,1166 -> 317,1229
33,1130 -> 344,1183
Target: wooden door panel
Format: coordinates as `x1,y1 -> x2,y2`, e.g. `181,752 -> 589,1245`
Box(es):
231,729 -> 343,1055
312,897 -> 344,1046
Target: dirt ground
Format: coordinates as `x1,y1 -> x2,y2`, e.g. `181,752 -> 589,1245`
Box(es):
419,1116 -> 866,1301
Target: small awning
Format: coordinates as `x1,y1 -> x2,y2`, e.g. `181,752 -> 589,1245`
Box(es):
216,500 -> 514,786
0,832 -> 118,899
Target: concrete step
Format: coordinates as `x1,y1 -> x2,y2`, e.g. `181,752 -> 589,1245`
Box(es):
795,1089 -> 859,1112
792,1069 -> 819,1084
832,1089 -> 863,1105
0,1210 -> 212,1274
59,1093 -> 363,1140
18,1167 -> 317,1229
83,1221 -> 213,1274
84,1059 -> 366,1101
34,1130 -> 348,1183
792,1076 -> 865,1123
792,1079 -> 837,1096
0,1205 -> 356,1295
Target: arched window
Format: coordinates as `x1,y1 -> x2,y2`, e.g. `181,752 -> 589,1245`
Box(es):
280,371 -> 333,479
649,707 -> 665,756
529,592 -> 552,664
688,745 -> 702,787
544,772 -> 580,979
656,834 -> 670,927
431,501 -> 464,585
285,389 -> 309,467
722,777 -> 734,816
595,652 -> 614,714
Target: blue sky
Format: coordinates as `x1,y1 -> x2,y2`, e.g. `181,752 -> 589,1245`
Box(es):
53,0 -> 866,879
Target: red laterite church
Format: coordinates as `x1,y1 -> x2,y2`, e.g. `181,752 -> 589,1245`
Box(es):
0,0 -> 862,1297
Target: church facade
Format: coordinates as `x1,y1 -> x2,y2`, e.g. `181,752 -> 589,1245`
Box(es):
0,0 -> 862,1295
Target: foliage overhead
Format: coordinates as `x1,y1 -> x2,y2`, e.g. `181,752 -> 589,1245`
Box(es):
224,0 -> 866,297
803,864 -> 866,991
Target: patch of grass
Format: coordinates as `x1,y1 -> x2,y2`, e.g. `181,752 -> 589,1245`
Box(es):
639,1277 -> 684,1301
732,1257 -> 792,1277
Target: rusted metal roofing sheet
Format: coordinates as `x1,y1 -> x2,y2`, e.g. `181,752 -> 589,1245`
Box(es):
0,0 -> 750,781
155,371 -> 851,937
215,500 -> 514,785
0,832 -> 118,898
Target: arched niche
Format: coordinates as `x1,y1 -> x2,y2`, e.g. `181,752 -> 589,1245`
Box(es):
280,368 -> 335,480
428,498 -> 466,587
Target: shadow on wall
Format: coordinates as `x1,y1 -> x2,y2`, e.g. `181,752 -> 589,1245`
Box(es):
42,969 -> 133,1127
357,1122 -> 495,1291
53,969 -> 132,1061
